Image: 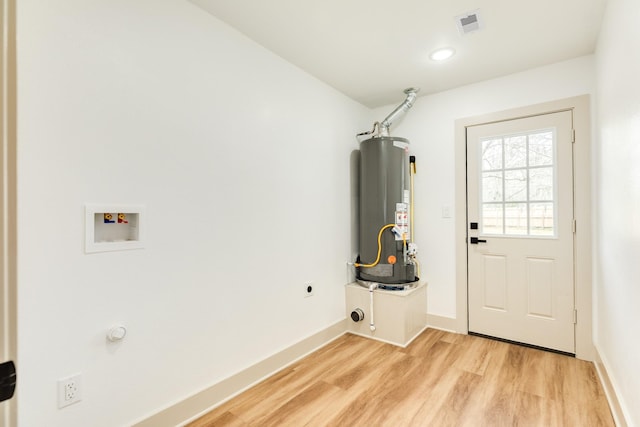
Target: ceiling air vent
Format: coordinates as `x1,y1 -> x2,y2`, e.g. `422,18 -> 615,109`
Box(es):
456,10 -> 483,35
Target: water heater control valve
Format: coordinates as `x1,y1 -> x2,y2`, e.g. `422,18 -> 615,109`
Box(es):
407,243 -> 418,257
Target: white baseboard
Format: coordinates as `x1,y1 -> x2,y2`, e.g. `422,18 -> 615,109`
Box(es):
132,319 -> 347,427
348,324 -> 429,349
426,313 -> 458,333
593,346 -> 629,427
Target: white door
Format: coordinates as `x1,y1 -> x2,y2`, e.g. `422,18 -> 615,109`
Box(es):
0,0 -> 17,420
467,110 -> 575,354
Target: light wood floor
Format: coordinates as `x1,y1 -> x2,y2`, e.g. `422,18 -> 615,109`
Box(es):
187,329 -> 614,426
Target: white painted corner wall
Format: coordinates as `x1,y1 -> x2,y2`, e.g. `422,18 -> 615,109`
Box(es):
16,1 -> 369,426
372,55 -> 596,321
594,0 -> 640,424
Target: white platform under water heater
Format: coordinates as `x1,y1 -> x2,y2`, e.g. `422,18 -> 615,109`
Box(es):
345,281 -> 427,347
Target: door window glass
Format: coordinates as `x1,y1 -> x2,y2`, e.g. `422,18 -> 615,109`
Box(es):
480,130 -> 556,237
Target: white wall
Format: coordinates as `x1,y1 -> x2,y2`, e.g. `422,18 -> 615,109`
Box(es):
16,1 -> 369,426
595,0 -> 640,424
373,55 -> 596,319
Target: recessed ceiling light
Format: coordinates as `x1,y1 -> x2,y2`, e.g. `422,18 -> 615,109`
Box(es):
430,47 -> 456,61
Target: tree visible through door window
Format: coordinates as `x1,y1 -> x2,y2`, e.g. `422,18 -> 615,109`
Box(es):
480,129 -> 556,237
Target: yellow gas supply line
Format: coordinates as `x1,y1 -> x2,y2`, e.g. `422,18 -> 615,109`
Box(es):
410,156 -> 416,241
354,223 -> 395,268
410,156 -> 420,277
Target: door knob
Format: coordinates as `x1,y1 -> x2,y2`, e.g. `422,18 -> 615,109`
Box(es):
470,237 -> 487,244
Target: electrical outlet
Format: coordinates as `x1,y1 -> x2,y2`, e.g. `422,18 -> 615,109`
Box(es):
58,374 -> 82,408
304,281 -> 314,297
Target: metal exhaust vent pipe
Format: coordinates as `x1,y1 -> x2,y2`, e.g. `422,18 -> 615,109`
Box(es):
379,87 -> 420,136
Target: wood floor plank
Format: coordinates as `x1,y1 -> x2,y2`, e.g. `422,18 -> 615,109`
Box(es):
322,352 -> 418,426
223,335 -> 373,423
321,339 -> 396,390
401,327 -> 449,356
452,334 -> 493,375
306,349 -> 409,426
411,369 -> 484,427
186,329 -> 615,427
376,340 -> 458,425
257,380 -> 344,427
188,410 -> 248,427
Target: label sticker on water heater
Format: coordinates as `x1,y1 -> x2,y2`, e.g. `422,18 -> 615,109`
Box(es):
395,203 -> 409,241
403,190 -> 410,204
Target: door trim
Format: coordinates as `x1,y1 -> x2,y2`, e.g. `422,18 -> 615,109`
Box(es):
0,0 -> 17,422
454,95 -> 594,360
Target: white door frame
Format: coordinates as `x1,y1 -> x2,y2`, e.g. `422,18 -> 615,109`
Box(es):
454,95 -> 594,360
0,0 -> 17,423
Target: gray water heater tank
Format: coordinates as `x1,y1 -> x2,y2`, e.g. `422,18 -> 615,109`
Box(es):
358,136 -> 416,284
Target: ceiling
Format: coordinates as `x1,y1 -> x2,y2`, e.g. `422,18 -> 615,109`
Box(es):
190,0 -> 607,108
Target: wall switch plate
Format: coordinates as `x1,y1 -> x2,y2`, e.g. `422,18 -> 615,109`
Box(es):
442,205 -> 452,218
58,374 -> 82,408
304,282 -> 314,297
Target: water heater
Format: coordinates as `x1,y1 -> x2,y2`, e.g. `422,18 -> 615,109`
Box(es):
355,89 -> 419,288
